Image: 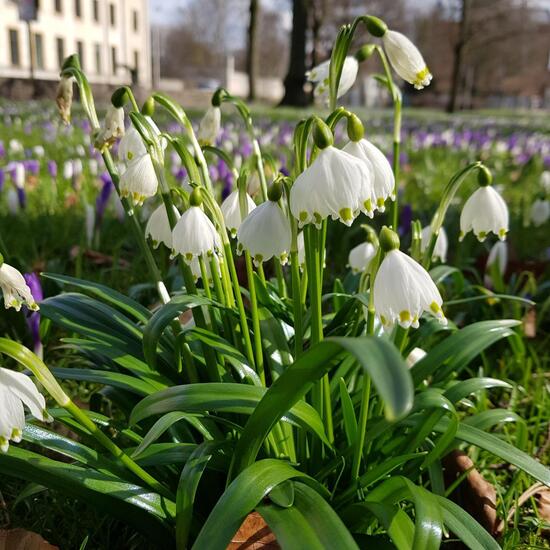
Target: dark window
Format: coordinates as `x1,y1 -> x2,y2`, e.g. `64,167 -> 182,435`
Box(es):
54,0 -> 62,13
34,33 -> 44,69
76,40 -> 85,69
9,29 -> 20,66
111,46 -> 117,74
109,3 -> 115,26
95,43 -> 101,73
92,0 -> 99,21
56,37 -> 65,68
132,9 -> 138,32
74,0 -> 81,17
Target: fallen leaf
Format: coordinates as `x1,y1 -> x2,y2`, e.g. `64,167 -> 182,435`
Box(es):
227,512 -> 279,550
0,529 -> 58,550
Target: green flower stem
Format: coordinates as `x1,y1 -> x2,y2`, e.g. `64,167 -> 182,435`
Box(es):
64,401 -> 173,499
245,252 -> 265,384
257,263 -> 267,286
290,251 -> 303,359
176,332 -> 199,383
274,262 -> 286,297
198,256 -> 212,301
252,139 -> 269,202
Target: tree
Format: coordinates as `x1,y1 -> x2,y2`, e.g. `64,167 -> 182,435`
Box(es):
246,0 -> 259,100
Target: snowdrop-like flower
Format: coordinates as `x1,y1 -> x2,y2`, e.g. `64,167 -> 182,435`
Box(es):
189,254 -> 221,283
145,204 -> 180,249
348,242 -> 377,274
0,261 -> 39,312
420,225 -> 448,263
119,127 -> 147,162
406,347 -> 427,368
237,183 -> 291,266
56,76 -> 75,124
291,123 -> 374,227
486,241 -> 507,276
530,198 -> 550,227
296,232 -> 305,268
0,367 -> 52,452
343,138 -> 395,211
119,153 -> 158,206
197,106 -> 221,146
460,185 -> 508,242
95,105 -> 125,152
373,227 -> 446,329
172,192 -> 221,262
221,190 -> 256,237
382,30 -> 432,90
307,56 -> 359,103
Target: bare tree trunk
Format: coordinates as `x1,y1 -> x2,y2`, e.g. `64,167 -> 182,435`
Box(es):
247,0 -> 259,101
447,0 -> 470,113
279,0 -> 310,106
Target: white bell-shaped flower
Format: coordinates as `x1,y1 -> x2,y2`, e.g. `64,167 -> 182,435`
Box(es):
95,105 -> 125,152
118,117 -> 164,163
221,190 -> 256,237
343,138 -> 395,211
460,185 -> 508,242
237,185 -> 291,266
530,198 -> 550,227
290,146 -> 374,227
0,367 -> 52,452
348,242 -> 377,274
486,241 -> 508,276
420,225 -> 448,263
189,254 -> 221,283
373,227 -> 446,329
307,56 -> 358,103
119,153 -> 158,206
145,204 -> 180,249
406,347 -> 427,368
0,262 -> 39,312
382,30 -> 432,90
197,106 -> 221,146
296,232 -> 305,268
171,199 -> 221,262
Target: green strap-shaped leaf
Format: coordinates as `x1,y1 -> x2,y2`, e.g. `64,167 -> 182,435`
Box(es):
443,378 -> 512,404
230,336 -> 413,478
191,459 -> 325,549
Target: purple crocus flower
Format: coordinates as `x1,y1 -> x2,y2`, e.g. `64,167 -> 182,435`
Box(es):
16,187 -> 27,209
47,160 -> 58,178
96,177 -> 113,227
0,141 -> 5,158
24,159 -> 40,175
398,203 -> 413,237
23,273 -> 43,357
0,169 -> 4,191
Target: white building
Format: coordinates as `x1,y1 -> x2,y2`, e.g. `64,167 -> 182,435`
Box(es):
0,0 -> 151,88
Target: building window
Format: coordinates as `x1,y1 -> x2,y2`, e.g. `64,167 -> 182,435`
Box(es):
92,0 -> 99,21
95,43 -> 102,74
34,34 -> 44,69
56,37 -> 65,68
132,10 -> 138,32
109,3 -> 115,26
76,40 -> 85,69
74,0 -> 81,17
8,29 -> 20,66
54,0 -> 62,14
111,46 -> 117,74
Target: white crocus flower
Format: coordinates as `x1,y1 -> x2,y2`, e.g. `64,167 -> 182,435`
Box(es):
420,225 -> 448,263
95,105 -> 125,152
197,106 -> 221,146
348,242 -> 377,274
63,160 -> 74,180
221,190 -> 257,237
145,204 -> 180,249
237,199 -> 291,266
406,347 -> 427,368
307,56 -> 359,103
13,163 -> 25,189
530,198 -> 550,227
55,76 -> 75,124
119,153 -> 158,206
373,228 -> 446,329
0,367 -> 52,452
343,138 -> 395,211
382,30 -> 432,90
290,146 -> 374,227
460,185 -> 509,242
171,206 -> 221,262
0,263 -> 39,312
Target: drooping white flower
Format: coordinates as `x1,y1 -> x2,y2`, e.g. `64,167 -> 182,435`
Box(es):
0,367 -> 51,452
119,153 -> 158,206
197,106 -> 221,146
56,76 -> 75,124
348,242 -> 377,274
406,347 -> 427,368
171,206 -> 221,262
95,105 -> 125,152
189,253 -> 221,283
373,229 -> 446,329
530,198 -> 550,227
145,204 -> 180,249
237,200 -> 291,266
343,138 -> 395,211
307,56 -> 359,103
460,185 -> 509,242
296,232 -> 305,268
118,118 -> 164,163
221,190 -> 256,237
420,225 -> 448,263
0,263 -> 39,312
290,146 -> 374,227
382,30 -> 432,90
486,241 -> 508,276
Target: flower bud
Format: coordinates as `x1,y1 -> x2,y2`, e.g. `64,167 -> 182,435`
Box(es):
477,165 -> 493,187
346,114 -> 364,142
141,97 -> 155,116
379,226 -> 400,252
365,16 -> 387,38
61,54 -> 81,71
313,119 -> 333,149
189,187 -> 203,207
56,76 -> 75,125
111,87 -> 128,109
267,178 -> 284,202
355,44 -> 376,63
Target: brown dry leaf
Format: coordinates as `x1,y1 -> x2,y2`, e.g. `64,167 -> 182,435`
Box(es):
227,512 -> 279,550
0,529 -> 58,550
523,308 -> 537,338
444,450 -> 498,534
537,487 -> 550,523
